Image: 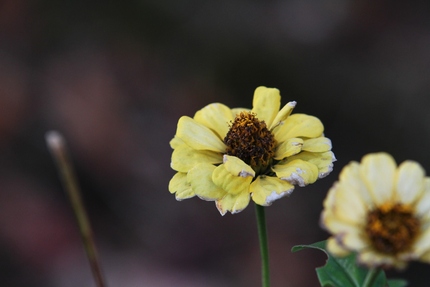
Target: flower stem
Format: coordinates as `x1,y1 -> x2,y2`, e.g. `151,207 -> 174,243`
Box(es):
255,203 -> 270,287
362,268 -> 379,287
46,131 -> 106,287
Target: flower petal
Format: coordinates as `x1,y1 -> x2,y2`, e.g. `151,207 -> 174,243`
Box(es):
331,180 -> 367,225
272,114 -> 324,143
176,116 -> 226,152
212,164 -> 252,195
250,176 -> 294,206
215,189 -> 250,215
187,163 -> 226,201
194,103 -> 233,139
359,153 -> 396,206
284,151 -> 336,179
415,178 -> 430,219
395,161 -> 425,205
251,86 -> 280,127
274,137 -> 303,160
169,136 -> 184,149
168,172 -> 194,200
327,237 -> 351,257
338,161 -> 374,208
269,101 -> 296,130
223,155 -> 255,177
171,144 -> 223,172
412,228 -> 430,257
302,137 -> 332,152
358,250 -> 403,269
273,159 -> 319,187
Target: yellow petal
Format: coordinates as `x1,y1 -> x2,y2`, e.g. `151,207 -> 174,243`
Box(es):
358,250 -> 403,269
194,103 -> 233,139
272,114 -> 324,143
412,228 -> 430,256
251,86 -> 280,127
273,159 -> 319,187
338,161 -> 374,208
212,164 -> 252,195
274,137 -> 303,160
250,176 -> 294,206
415,178 -> 430,219
223,155 -> 255,177
187,163 -> 226,201
360,152 -> 396,206
286,151 -> 336,178
395,160 -> 425,205
332,180 -> 367,225
171,144 -> 222,172
215,189 -> 250,215
168,172 -> 194,200
169,136 -> 184,149
327,237 -> 351,257
269,101 -> 296,130
302,137 -> 332,152
176,116 -> 226,152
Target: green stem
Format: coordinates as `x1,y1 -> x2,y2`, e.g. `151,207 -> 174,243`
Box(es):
255,203 -> 270,287
362,268 -> 379,287
46,131 -> 106,287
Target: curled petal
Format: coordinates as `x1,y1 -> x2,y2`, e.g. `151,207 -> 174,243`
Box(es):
273,159 -> 319,187
302,137 -> 332,153
168,172 -> 194,200
177,116 -> 226,152
250,176 -> 294,206
251,86 -> 280,127
212,164 -> 252,195
187,163 -> 226,201
272,114 -> 324,143
171,144 -> 223,172
216,189 -> 250,215
269,101 -> 296,130
286,151 -> 336,178
223,155 -> 255,177
274,138 -> 303,160
194,103 -> 233,139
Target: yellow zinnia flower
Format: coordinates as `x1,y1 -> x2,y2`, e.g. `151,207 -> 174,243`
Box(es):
169,86 -> 335,215
321,152 -> 430,269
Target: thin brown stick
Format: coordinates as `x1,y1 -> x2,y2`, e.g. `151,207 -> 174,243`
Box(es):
46,131 -> 106,287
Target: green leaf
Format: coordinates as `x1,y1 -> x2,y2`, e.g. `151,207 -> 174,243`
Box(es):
387,279 -> 408,287
292,240 -> 388,287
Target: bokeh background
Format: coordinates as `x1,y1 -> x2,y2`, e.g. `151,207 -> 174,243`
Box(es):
1,0 -> 430,286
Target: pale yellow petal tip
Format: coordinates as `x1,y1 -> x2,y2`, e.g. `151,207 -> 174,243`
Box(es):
327,237 -> 351,258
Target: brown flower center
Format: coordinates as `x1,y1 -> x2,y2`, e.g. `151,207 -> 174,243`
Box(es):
224,112 -> 276,173
365,203 -> 420,255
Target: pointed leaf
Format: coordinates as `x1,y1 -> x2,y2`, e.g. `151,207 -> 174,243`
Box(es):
292,240 -> 389,287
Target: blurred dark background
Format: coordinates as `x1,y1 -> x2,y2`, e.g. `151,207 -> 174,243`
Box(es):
1,0 -> 430,286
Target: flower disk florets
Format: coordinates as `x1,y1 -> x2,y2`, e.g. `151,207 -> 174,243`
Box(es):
224,112 -> 276,173
365,203 -> 420,255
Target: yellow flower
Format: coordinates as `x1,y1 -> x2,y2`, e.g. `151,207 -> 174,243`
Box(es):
321,152 -> 430,269
169,86 -> 335,215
